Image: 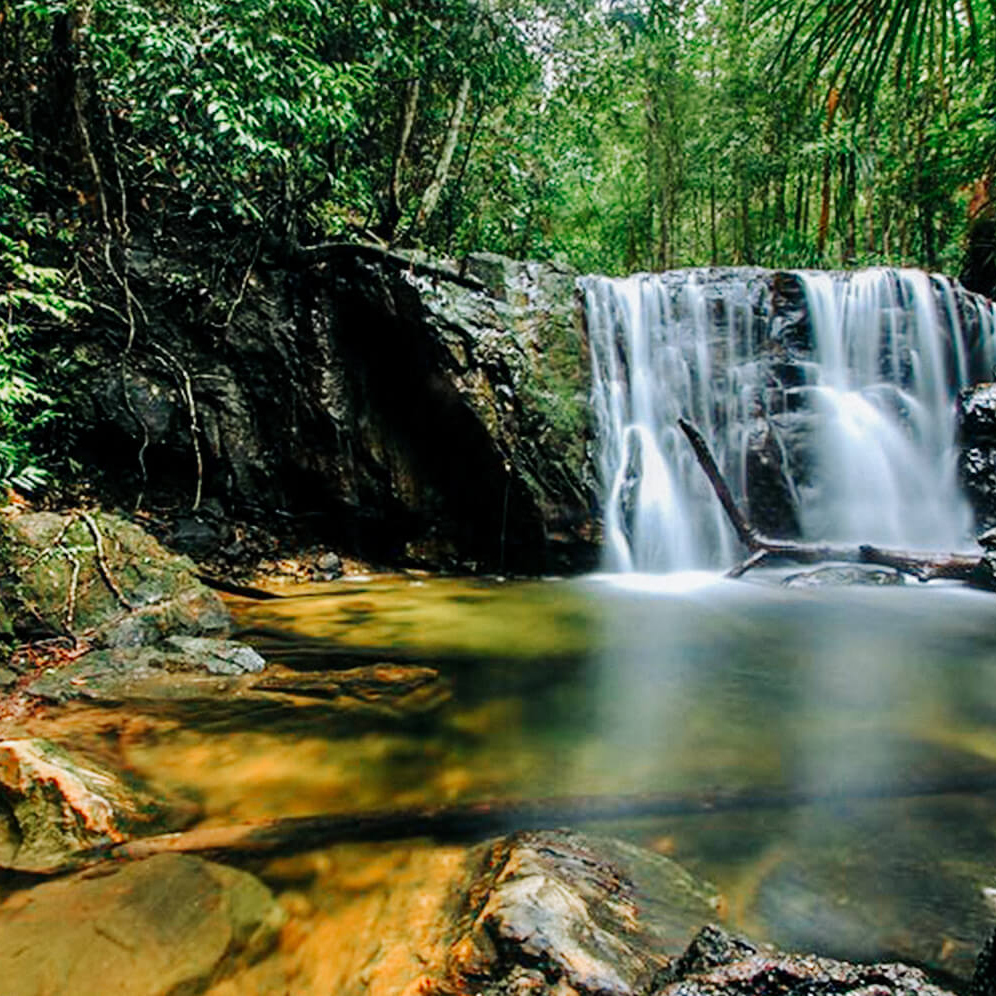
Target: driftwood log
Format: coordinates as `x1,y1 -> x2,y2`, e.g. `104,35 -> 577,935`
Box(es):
677,419 -> 993,588
67,767 -> 996,872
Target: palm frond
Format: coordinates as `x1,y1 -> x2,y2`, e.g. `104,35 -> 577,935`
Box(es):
754,0 -> 996,112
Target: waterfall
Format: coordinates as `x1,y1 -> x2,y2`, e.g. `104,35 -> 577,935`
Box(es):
582,268 -> 996,573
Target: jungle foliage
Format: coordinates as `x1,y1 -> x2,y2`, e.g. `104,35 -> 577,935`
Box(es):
0,0 -> 994,483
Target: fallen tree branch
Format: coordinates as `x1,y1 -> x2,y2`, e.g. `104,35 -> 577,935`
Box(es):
677,418 -> 990,588
71,768 -> 996,872
678,418 -> 759,550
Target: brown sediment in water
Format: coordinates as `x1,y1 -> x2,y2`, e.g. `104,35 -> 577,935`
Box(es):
202,842 -> 467,996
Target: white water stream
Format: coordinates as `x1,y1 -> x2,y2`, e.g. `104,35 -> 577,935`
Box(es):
583,268 -> 996,572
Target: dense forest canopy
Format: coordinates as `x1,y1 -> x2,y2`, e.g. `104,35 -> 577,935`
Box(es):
0,0 -> 994,485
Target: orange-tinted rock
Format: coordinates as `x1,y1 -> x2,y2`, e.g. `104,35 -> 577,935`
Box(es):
0,738 -> 196,873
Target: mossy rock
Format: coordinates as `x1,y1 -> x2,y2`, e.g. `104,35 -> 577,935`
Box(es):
0,599 -> 13,666
0,510 -> 230,645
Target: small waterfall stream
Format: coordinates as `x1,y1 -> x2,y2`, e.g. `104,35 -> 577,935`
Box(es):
583,268 -> 996,572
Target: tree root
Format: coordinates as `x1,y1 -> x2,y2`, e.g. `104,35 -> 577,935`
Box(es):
77,510 -> 134,611
21,511 -> 135,633
118,357 -> 150,512
63,547 -> 81,634
223,235 -> 262,329
150,344 -> 204,512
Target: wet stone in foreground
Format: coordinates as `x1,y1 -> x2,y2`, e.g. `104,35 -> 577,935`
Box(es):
0,853 -> 285,996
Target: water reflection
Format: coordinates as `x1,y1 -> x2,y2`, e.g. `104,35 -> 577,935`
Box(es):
568,575 -> 996,980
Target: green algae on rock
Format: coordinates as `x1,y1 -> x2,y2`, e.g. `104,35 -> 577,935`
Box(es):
0,509 -> 229,646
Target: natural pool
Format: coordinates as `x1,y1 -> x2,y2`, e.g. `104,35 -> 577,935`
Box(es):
6,570 -> 996,991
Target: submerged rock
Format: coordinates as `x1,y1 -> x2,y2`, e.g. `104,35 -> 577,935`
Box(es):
0,853 -> 284,995
27,648 -> 449,730
741,794 -> 995,982
0,509 -> 230,645
25,640 -> 268,704
0,738 -> 196,873
781,565 -> 905,588
252,662 -> 449,717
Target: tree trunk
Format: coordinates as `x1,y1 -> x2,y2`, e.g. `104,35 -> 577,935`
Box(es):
644,78 -> 660,268
382,76 -> 420,239
817,87 -> 841,258
444,97 -> 486,252
710,170 -> 719,265
843,152 -> 857,262
412,73 -> 472,236
740,181 -> 752,262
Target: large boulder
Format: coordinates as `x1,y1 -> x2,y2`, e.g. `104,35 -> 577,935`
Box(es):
435,829 -> 722,996
69,245 -> 599,573
0,509 -> 230,645
0,853 -> 284,995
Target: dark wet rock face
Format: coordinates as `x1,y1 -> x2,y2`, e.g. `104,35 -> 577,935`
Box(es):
69,246 -> 598,573
960,383 -> 996,532
962,218 -> 996,302
745,417 -> 799,539
657,925 -> 954,996
0,853 -> 284,995
0,510 -> 229,645
972,924 -> 996,996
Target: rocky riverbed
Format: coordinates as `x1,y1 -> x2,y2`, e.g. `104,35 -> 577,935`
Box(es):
2,504 -> 996,995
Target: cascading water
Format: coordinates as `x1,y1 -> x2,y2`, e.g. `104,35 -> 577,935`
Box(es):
582,268 -> 996,573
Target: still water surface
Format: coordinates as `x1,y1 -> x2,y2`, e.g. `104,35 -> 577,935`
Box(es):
13,571 -> 996,989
